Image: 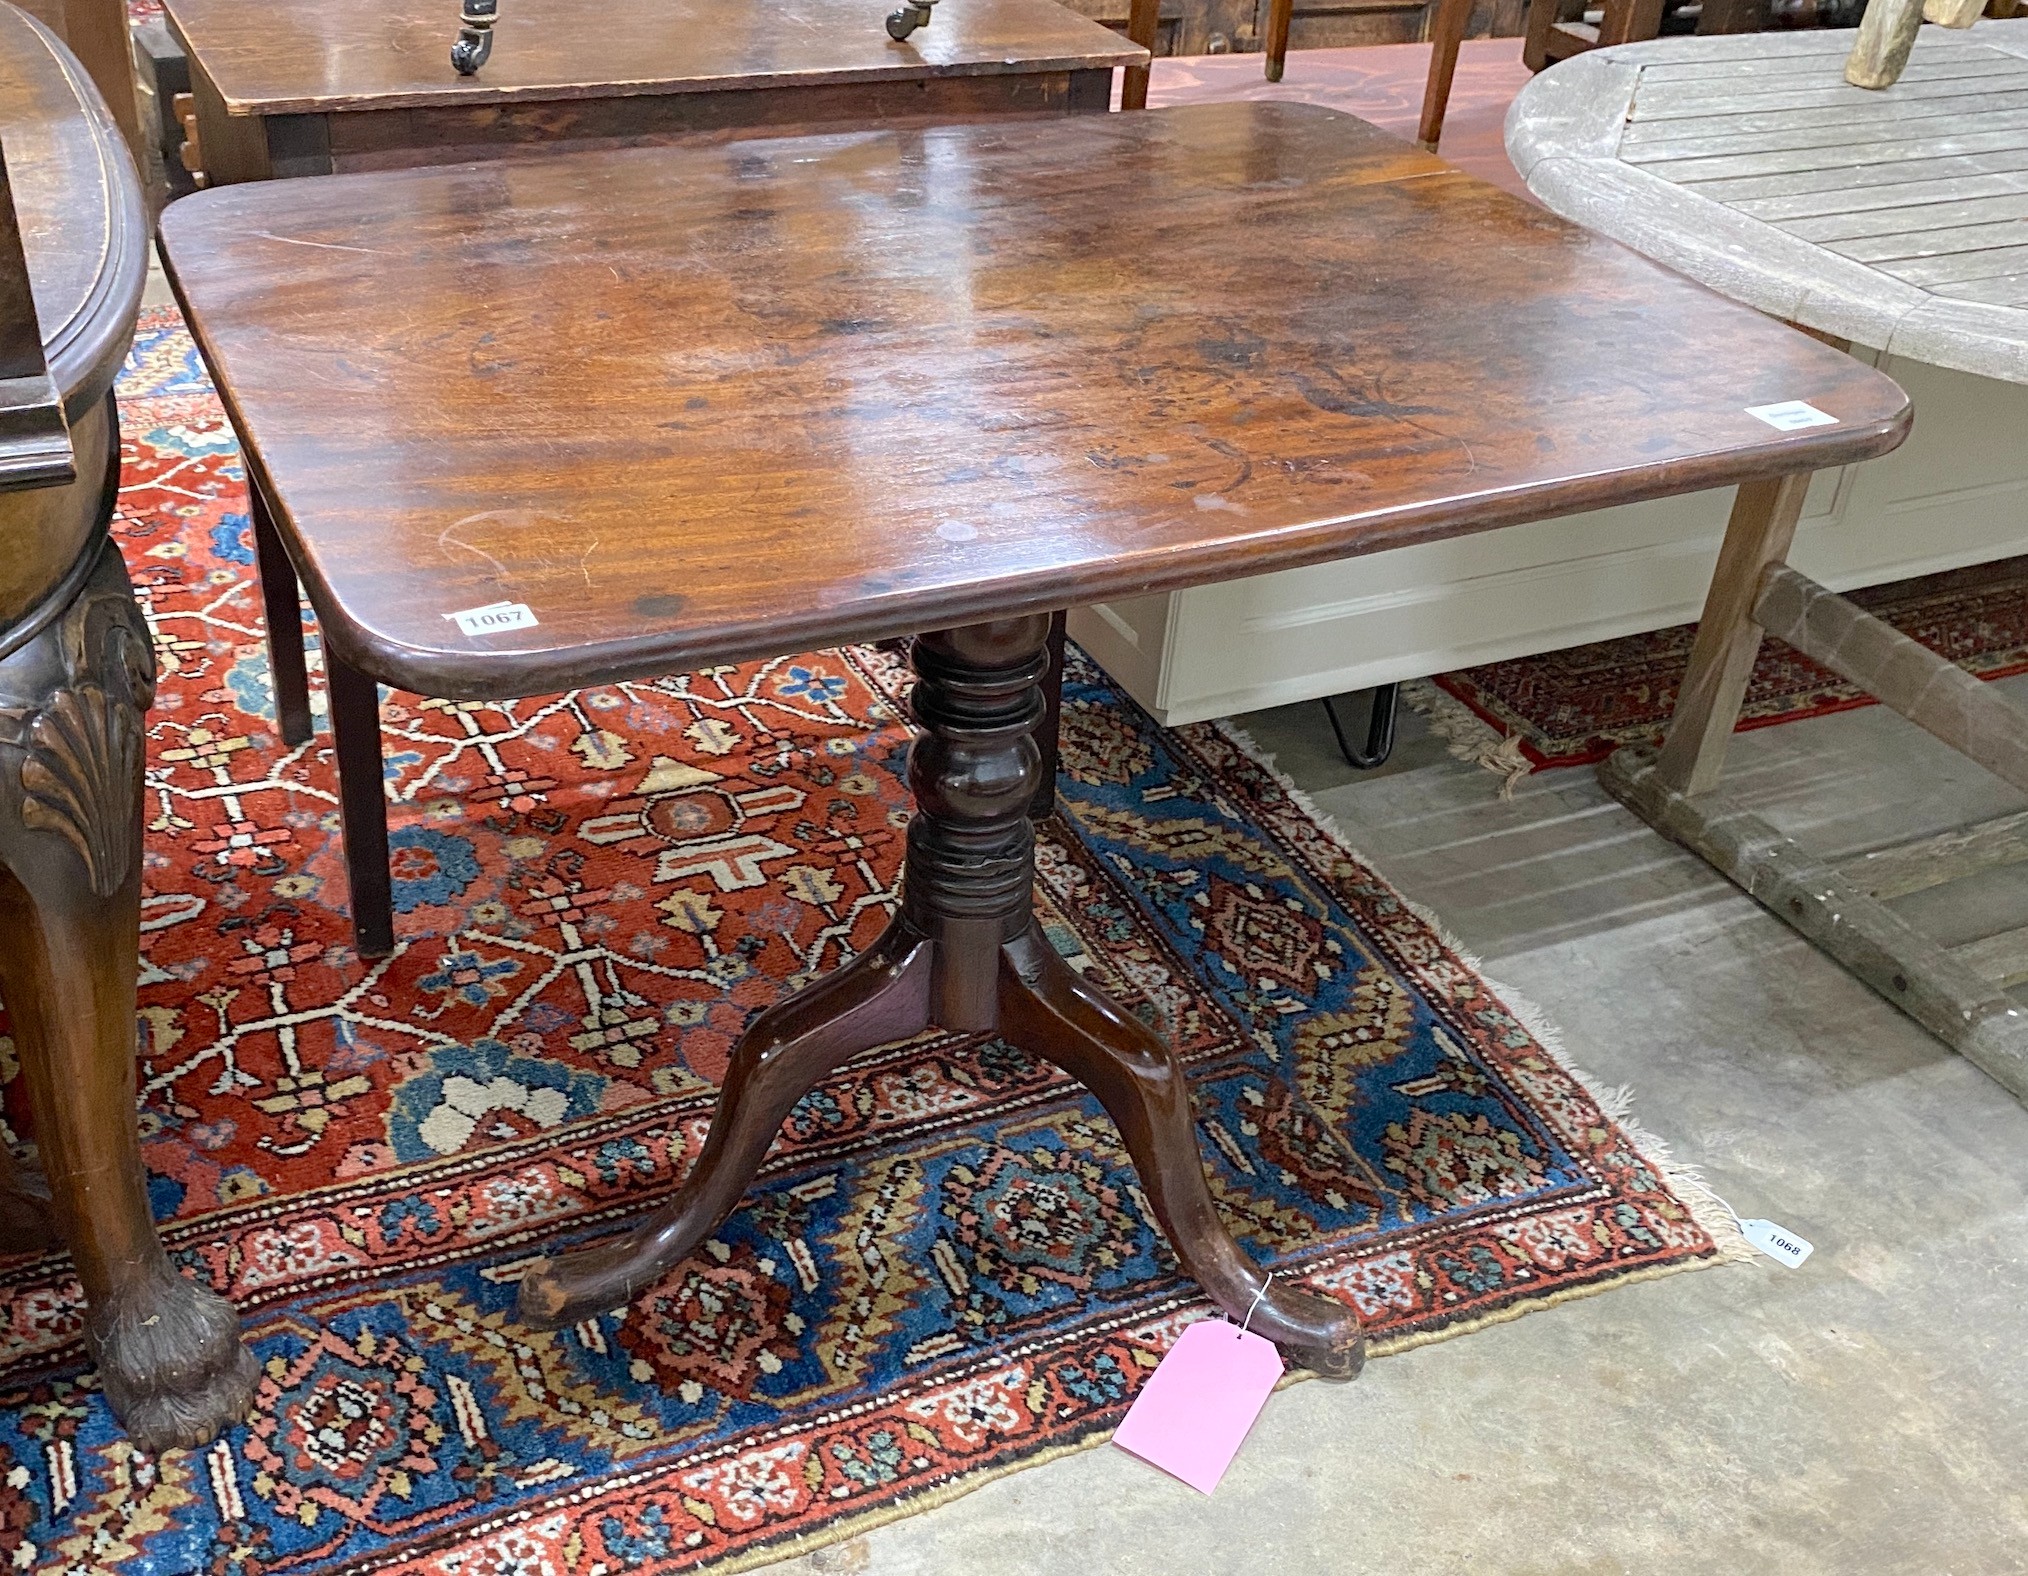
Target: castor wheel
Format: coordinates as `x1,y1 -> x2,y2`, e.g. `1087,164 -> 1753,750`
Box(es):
886,2 -> 932,38
451,0 -> 497,74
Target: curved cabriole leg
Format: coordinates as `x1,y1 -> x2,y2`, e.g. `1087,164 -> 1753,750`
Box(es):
519,612 -> 1361,1382
0,544 -> 257,1451
517,920 -> 936,1328
998,925 -> 1366,1379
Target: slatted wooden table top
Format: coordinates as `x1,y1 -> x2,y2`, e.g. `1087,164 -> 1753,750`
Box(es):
157,103 -> 1909,699
161,0 -> 1140,116
1509,20 -> 2028,383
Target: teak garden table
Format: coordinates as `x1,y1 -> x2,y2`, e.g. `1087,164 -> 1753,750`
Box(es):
1509,23 -> 2028,1101
159,102 -> 1910,1373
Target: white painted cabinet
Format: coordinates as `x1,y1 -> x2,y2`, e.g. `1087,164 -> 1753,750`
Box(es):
1070,352 -> 2028,726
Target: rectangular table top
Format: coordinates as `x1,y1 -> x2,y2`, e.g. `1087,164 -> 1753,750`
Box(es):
158,103 -> 1911,699
163,0 -> 1141,117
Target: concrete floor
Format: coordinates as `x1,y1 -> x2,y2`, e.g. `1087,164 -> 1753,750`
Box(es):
768,680 -> 2028,1575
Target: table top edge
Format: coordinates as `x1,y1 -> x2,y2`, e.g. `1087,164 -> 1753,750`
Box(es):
291,410 -> 1910,702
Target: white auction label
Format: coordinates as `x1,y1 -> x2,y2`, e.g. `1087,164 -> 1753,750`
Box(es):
1739,1217 -> 1813,1269
445,600 -> 538,637
1745,401 -> 1838,432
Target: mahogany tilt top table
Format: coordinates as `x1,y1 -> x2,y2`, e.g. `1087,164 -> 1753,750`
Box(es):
159,102 -> 1910,1375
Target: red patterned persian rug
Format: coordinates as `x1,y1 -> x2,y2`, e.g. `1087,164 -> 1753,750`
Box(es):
1428,558 -> 2028,773
0,309 -> 1742,1574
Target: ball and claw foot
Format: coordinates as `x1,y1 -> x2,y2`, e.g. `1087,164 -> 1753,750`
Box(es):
886,2 -> 933,39
89,1260 -> 260,1454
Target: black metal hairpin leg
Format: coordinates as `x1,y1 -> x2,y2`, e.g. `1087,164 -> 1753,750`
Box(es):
451,0 -> 497,74
886,0 -> 939,38
1322,683 -> 1399,770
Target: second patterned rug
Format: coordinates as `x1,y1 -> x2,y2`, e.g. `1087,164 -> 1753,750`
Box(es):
1423,558 -> 2028,775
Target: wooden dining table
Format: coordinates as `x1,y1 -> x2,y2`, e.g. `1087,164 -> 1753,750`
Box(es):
158,101 -> 1909,1375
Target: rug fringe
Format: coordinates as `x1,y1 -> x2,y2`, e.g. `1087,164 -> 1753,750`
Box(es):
731,718 -> 1752,1575
1213,720 -> 1753,1270
1400,677 -> 1534,798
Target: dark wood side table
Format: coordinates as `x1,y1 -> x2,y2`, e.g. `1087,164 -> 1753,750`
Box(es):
0,0 -> 257,1453
163,0 -> 1144,185
160,101 -> 1909,1375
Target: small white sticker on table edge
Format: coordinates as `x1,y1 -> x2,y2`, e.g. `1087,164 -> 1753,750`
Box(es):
445,601 -> 538,637
1739,1217 -> 1812,1269
1745,401 -> 1838,432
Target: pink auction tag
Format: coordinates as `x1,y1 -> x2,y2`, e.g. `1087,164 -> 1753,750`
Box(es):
1112,1315 -> 1285,1493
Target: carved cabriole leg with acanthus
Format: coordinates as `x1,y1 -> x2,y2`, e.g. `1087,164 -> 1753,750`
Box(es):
520,614 -> 1366,1378
0,531 -> 258,1453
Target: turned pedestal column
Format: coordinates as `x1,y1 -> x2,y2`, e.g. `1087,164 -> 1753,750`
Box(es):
518,614 -> 1366,1376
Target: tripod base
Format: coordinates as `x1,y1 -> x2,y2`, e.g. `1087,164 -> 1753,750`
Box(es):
517,616 -> 1364,1380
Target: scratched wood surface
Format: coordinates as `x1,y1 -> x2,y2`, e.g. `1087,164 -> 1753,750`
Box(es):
1509,20 -> 2028,381
0,1 -> 145,416
158,103 -> 1909,699
0,0 -> 146,623
163,0 -> 1141,115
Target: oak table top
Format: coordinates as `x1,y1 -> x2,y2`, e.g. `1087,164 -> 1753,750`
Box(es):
1507,21 -> 2028,384
158,102 -> 1911,699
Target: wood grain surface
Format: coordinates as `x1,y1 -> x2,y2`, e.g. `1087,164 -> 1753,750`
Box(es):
0,0 -> 146,623
163,0 -> 1141,115
159,102 -> 1910,699
0,1 -> 146,417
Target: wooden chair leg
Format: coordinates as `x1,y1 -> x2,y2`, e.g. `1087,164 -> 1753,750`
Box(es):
1696,0 -> 1763,31
1847,0 -> 1924,87
1123,0 -> 1160,109
1418,0 -> 1476,149
1653,472 -> 1813,796
1521,0 -> 1560,70
0,1139 -> 59,1254
250,476 -> 314,747
0,542 -> 256,1452
1263,0 -> 1293,82
56,0 -> 148,164
326,650 -> 395,957
1599,0 -> 1667,44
